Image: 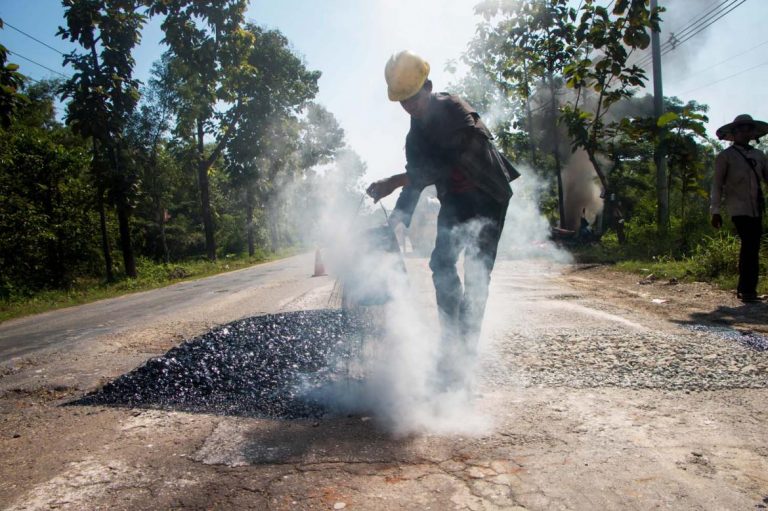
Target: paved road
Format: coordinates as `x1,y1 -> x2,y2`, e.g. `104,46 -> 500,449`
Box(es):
1,258 -> 766,510
0,252 -> 328,363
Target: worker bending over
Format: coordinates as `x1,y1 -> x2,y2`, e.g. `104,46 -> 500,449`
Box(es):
367,50 -> 519,389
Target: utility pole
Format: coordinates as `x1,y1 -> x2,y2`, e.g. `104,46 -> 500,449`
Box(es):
651,0 -> 669,234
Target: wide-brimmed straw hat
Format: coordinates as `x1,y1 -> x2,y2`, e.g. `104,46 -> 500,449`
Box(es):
716,114 -> 768,141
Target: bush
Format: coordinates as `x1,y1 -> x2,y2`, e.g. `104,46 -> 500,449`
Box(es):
686,233 -> 740,280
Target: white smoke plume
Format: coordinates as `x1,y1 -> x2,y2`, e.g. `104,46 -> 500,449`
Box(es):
562,149 -> 605,231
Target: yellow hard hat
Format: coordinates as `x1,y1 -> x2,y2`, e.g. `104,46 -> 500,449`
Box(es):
384,50 -> 430,102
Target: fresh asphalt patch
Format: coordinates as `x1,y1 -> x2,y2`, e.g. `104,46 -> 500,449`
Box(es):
70,309 -> 380,419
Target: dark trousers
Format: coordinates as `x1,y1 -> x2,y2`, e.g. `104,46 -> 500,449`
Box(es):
732,215 -> 763,296
429,189 -> 508,384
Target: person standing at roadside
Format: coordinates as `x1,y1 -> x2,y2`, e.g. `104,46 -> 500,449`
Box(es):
711,114 -> 768,303
366,51 -> 519,389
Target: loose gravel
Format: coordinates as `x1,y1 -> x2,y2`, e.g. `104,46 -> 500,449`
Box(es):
72,309 -> 379,419
489,325 -> 768,391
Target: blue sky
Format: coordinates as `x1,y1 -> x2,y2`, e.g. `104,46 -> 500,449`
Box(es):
2,0 -> 767,197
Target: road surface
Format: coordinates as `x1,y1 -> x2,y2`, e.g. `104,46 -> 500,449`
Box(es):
0,252 -> 328,363
0,256 -> 766,510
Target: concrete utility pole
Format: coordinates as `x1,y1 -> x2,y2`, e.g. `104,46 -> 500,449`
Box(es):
651,0 -> 669,234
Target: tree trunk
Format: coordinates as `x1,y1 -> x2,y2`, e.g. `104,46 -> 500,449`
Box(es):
523,61 -> 537,166
246,186 -> 255,257
548,73 -> 565,228
197,118 -> 216,261
107,142 -> 137,278
586,149 -> 609,198
159,207 -> 170,264
92,140 -> 114,283
267,198 -> 279,253
115,196 -> 137,278
97,185 -> 114,283
555,161 -> 566,228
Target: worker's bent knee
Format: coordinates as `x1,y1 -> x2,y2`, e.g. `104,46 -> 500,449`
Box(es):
429,252 -> 457,274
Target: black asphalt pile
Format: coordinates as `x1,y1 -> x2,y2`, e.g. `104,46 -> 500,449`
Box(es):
72,309 -> 380,419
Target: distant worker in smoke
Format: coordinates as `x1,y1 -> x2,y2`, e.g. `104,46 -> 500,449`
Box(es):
366,50 -> 520,388
578,207 -> 592,241
711,114 -> 768,303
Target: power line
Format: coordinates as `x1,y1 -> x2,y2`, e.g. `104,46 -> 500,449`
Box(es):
634,0 -> 747,68
669,37 -> 768,84
636,0 -> 732,64
679,59 -> 768,95
2,20 -> 66,56
664,0 -> 738,45
661,0 -> 746,55
642,0 -> 747,66
6,49 -> 70,79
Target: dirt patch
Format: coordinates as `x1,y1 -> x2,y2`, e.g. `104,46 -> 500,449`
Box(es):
561,264 -> 768,335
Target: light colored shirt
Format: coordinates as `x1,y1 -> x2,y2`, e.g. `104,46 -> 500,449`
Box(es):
710,144 -> 768,217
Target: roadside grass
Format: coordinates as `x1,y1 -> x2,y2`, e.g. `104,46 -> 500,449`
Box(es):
0,249 -> 299,323
573,232 -> 768,295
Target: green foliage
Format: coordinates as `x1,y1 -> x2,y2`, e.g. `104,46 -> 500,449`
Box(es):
58,0 -> 150,278
0,81 -> 96,298
687,234 -> 741,280
0,19 -> 29,128
560,0 -> 661,195
0,2 -> 350,315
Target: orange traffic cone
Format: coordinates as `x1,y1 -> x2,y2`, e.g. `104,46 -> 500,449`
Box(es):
313,248 -> 327,277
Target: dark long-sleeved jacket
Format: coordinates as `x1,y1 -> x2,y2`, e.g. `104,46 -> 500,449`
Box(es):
393,93 -> 519,227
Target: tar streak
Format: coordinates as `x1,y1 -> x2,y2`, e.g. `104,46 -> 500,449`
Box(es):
72,309 -> 378,419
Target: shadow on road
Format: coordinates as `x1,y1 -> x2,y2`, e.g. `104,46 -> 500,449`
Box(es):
673,301 -> 768,329
197,417 -> 417,466
671,301 -> 768,351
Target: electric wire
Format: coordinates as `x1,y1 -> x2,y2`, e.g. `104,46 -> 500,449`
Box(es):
660,0 -> 746,54
6,49 -> 70,78
636,5 -> 740,68
634,0 -> 747,68
655,0 -> 738,53
670,37 -> 768,84
679,59 -> 768,95
636,0 -> 733,63
2,20 -> 66,56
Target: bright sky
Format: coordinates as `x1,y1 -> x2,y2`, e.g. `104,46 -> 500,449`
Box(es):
2,0 -> 767,205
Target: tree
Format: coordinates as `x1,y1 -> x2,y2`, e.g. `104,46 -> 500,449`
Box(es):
58,0 -> 147,278
126,57 -> 177,262
298,103 -> 345,170
657,98 -> 710,247
0,80 -> 94,295
223,25 -> 322,255
472,0 -> 577,227
560,0 -> 661,210
0,19 -> 28,129
152,0 -> 255,260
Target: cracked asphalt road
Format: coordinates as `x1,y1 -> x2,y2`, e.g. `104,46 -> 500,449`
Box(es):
1,255 -> 767,510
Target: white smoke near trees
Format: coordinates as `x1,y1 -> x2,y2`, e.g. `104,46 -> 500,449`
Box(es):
563,149 -> 605,230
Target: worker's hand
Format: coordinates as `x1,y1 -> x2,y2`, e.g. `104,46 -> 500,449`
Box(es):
711,214 -> 723,229
366,177 -> 398,203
